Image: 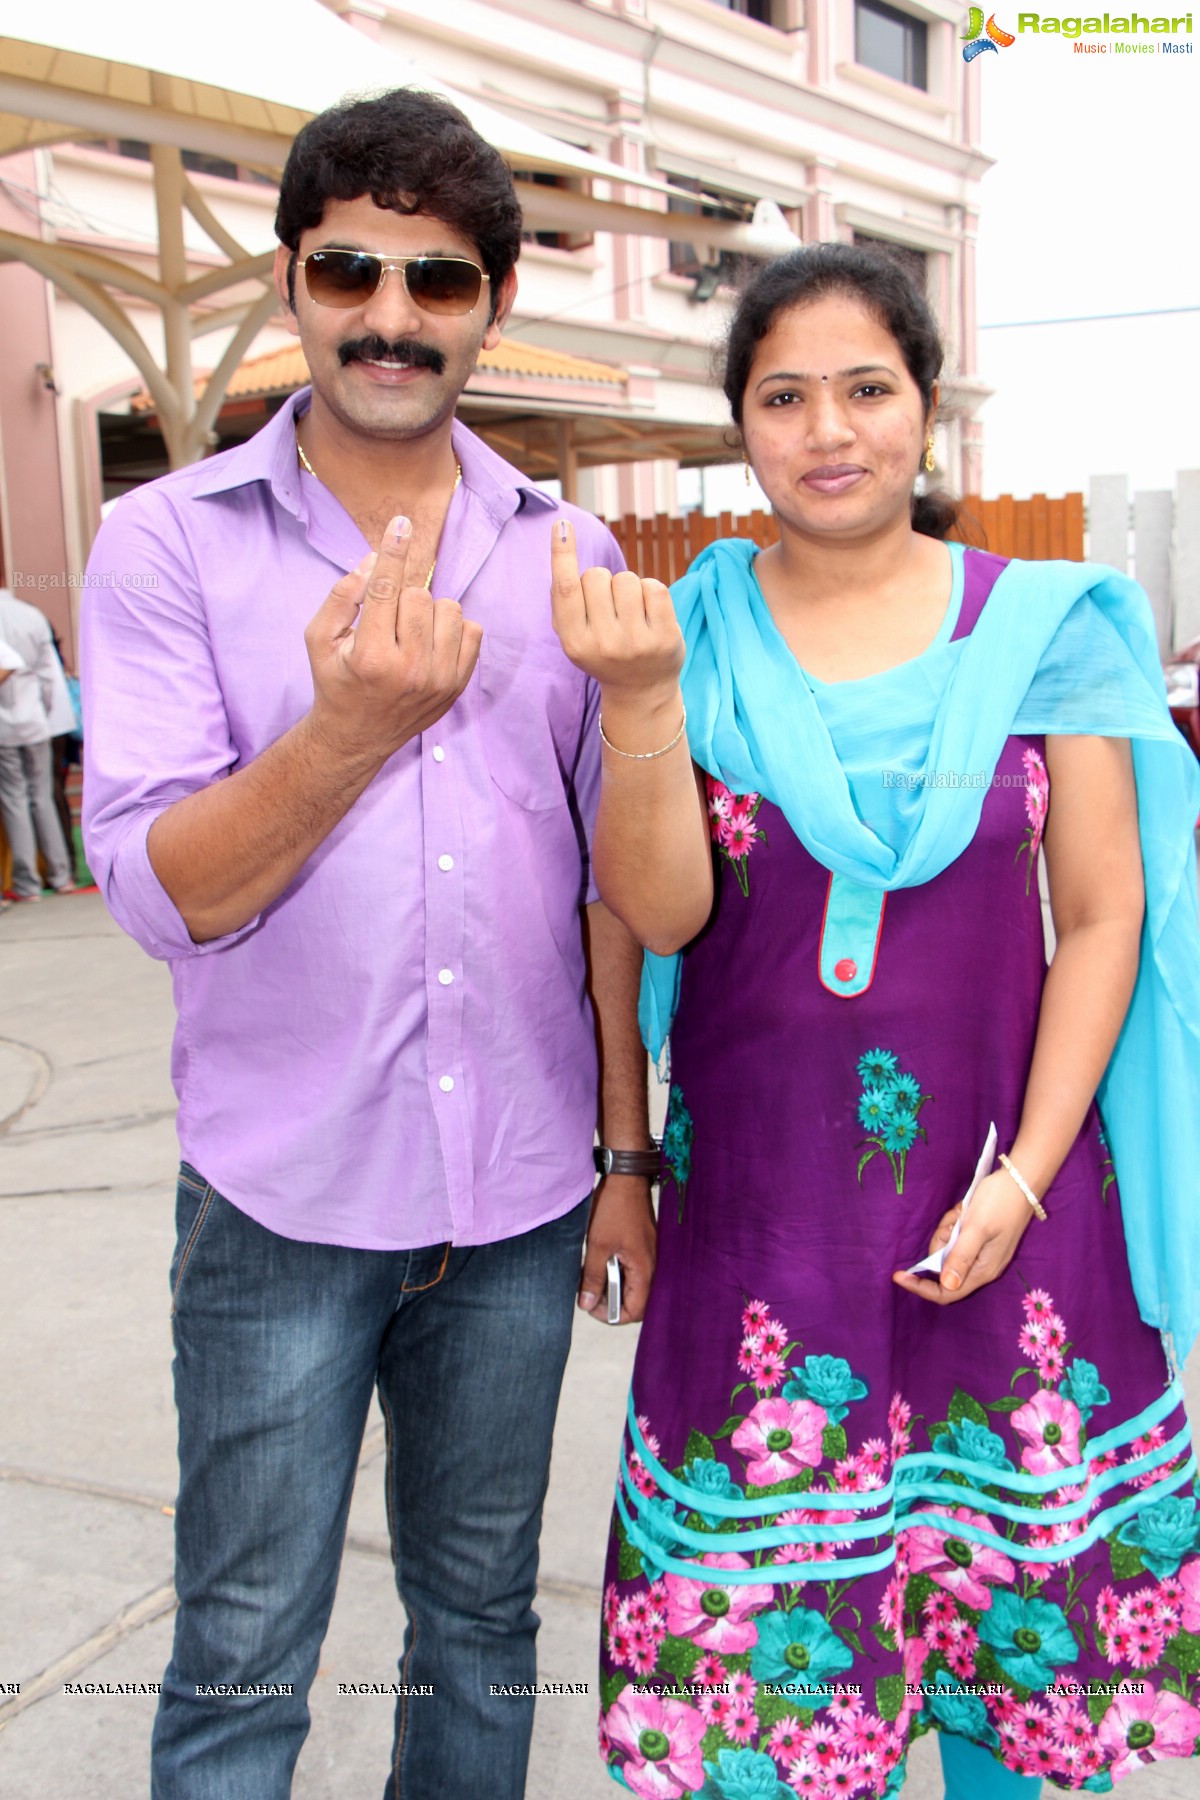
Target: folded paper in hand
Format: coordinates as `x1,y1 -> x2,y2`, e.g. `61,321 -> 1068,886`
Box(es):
905,1122 -> 997,1277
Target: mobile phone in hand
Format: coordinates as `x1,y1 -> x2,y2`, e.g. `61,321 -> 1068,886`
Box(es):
606,1254 -> 622,1325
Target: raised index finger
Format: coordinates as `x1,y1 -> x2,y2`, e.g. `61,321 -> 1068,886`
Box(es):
356,514 -> 413,649
549,517 -> 587,636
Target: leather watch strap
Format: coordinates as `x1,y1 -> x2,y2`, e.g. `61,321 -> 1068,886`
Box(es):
594,1144 -> 661,1180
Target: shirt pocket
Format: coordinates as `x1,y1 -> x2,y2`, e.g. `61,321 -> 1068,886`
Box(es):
476,633 -> 583,813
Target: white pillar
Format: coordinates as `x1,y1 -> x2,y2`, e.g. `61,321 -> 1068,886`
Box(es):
1172,471 -> 1200,651
1088,474 -> 1128,572
1133,489 -> 1173,659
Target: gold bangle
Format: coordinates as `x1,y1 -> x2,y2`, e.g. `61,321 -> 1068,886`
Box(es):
598,706 -> 687,761
998,1152 -> 1048,1222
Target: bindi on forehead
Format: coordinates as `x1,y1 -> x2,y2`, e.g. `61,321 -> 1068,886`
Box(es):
753,363 -> 898,392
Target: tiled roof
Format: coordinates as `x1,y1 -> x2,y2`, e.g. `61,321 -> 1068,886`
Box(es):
131,338 -> 626,411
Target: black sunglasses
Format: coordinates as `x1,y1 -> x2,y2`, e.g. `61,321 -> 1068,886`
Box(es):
300,250 -> 485,315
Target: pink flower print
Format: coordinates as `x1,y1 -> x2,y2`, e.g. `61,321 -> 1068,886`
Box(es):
768,1716 -> 805,1765
663,1552 -> 773,1653
1023,1287 -> 1055,1322
694,1651 -> 728,1686
606,1684 -> 708,1800
833,1457 -> 868,1493
845,1713 -> 889,1758
905,1506 -> 1017,1609
729,1669 -> 758,1707
778,1506 -> 856,1564
706,777 -> 734,823
727,1700 -> 758,1745
629,1629 -> 660,1677
858,1438 -> 890,1481
1034,1345 -> 1065,1385
923,1588 -> 957,1624
1097,1685 -> 1200,1779
603,1582 -> 621,1629
878,1574 -> 906,1637
742,1299 -> 772,1332
799,1723 -> 841,1768
1015,749 -> 1049,893
923,1615 -> 955,1657
1095,1585 -> 1121,1636
825,1756 -> 861,1795
1018,1319 -> 1046,1361
698,1689 -> 733,1728
1127,1618 -> 1167,1669
629,1454 -> 658,1499
827,1688 -> 865,1727
738,1334 -> 763,1376
1010,1389 -> 1083,1475
1178,1557 -> 1200,1631
636,1414 -> 661,1460
756,1319 -> 788,1358
732,1396 -> 826,1487
608,1625 -> 635,1666
1043,1312 -> 1068,1350
720,807 -> 760,860
887,1392 -> 912,1455
751,1350 -> 787,1392
785,1754 -> 822,1794
1104,1623 -> 1136,1664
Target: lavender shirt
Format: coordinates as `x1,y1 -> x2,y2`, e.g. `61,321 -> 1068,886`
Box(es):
81,393 -> 622,1249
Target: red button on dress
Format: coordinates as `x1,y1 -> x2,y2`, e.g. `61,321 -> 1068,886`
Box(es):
834,958 -> 858,983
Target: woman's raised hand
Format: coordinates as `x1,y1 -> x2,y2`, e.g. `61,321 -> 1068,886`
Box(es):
550,519 -> 684,697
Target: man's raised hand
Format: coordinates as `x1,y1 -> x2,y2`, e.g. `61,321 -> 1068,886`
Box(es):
550,519 -> 684,697
305,514 -> 482,766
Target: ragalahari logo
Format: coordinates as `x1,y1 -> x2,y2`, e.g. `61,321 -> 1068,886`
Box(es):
962,7 -> 1017,55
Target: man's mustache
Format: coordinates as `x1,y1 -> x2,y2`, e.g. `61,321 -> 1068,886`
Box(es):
338,336 -> 446,375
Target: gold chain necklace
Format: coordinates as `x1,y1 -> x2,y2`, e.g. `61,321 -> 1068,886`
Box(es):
296,428 -> 462,592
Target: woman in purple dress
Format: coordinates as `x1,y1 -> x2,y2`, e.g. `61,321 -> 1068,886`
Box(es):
550,245 -> 1200,1800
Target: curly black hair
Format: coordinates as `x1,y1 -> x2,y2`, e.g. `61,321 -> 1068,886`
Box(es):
722,242 -> 958,541
276,89 -> 523,323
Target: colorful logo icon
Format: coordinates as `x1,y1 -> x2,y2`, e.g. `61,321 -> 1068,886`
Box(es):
961,7 -> 1016,58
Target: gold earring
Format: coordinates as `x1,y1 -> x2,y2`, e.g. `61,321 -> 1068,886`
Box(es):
744,457 -> 752,488
923,436 -> 936,474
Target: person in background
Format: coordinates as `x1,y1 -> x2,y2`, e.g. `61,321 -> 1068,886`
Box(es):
550,243 -> 1200,1800
0,586 -> 77,902
81,89 -> 656,1800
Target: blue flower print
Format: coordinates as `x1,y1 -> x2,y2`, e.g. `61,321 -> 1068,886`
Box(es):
858,1049 -> 898,1085
978,1591 -> 1078,1689
1057,1358 -> 1111,1425
932,1418 -> 1014,1473
749,1606 -> 855,1693
1117,1493 -> 1200,1578
701,1749 -> 791,1800
661,1085 -> 695,1224
858,1089 -> 891,1132
886,1072 -> 921,1115
781,1354 -> 869,1424
924,1671 -> 1000,1746
683,1457 -> 745,1528
882,1115 -> 919,1154
634,1494 -> 692,1583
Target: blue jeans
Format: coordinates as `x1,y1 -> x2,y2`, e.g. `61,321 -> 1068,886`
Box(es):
151,1168 -> 589,1800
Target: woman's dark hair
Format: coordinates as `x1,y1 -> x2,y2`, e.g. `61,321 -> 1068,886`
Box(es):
275,90 -> 523,323
722,242 -> 958,540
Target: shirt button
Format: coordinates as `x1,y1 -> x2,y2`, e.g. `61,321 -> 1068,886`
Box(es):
432,745 -> 445,762
834,958 -> 858,983
437,968 -> 454,986
438,1075 -> 455,1092
437,854 -> 454,871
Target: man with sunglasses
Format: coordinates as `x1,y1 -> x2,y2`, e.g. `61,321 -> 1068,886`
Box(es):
81,88 -> 657,1800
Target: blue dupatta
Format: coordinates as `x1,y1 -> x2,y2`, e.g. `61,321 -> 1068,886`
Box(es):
641,539 -> 1200,1366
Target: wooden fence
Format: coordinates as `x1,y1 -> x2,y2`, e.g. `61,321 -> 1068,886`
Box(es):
606,493 -> 1085,584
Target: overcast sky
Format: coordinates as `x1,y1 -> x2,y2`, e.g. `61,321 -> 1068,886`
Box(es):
974,34 -> 1199,497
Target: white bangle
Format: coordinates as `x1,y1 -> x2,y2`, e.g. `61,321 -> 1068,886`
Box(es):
998,1152 -> 1048,1222
598,706 -> 687,761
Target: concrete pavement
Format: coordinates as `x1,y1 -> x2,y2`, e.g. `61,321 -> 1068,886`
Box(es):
1,892 -> 1196,1798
